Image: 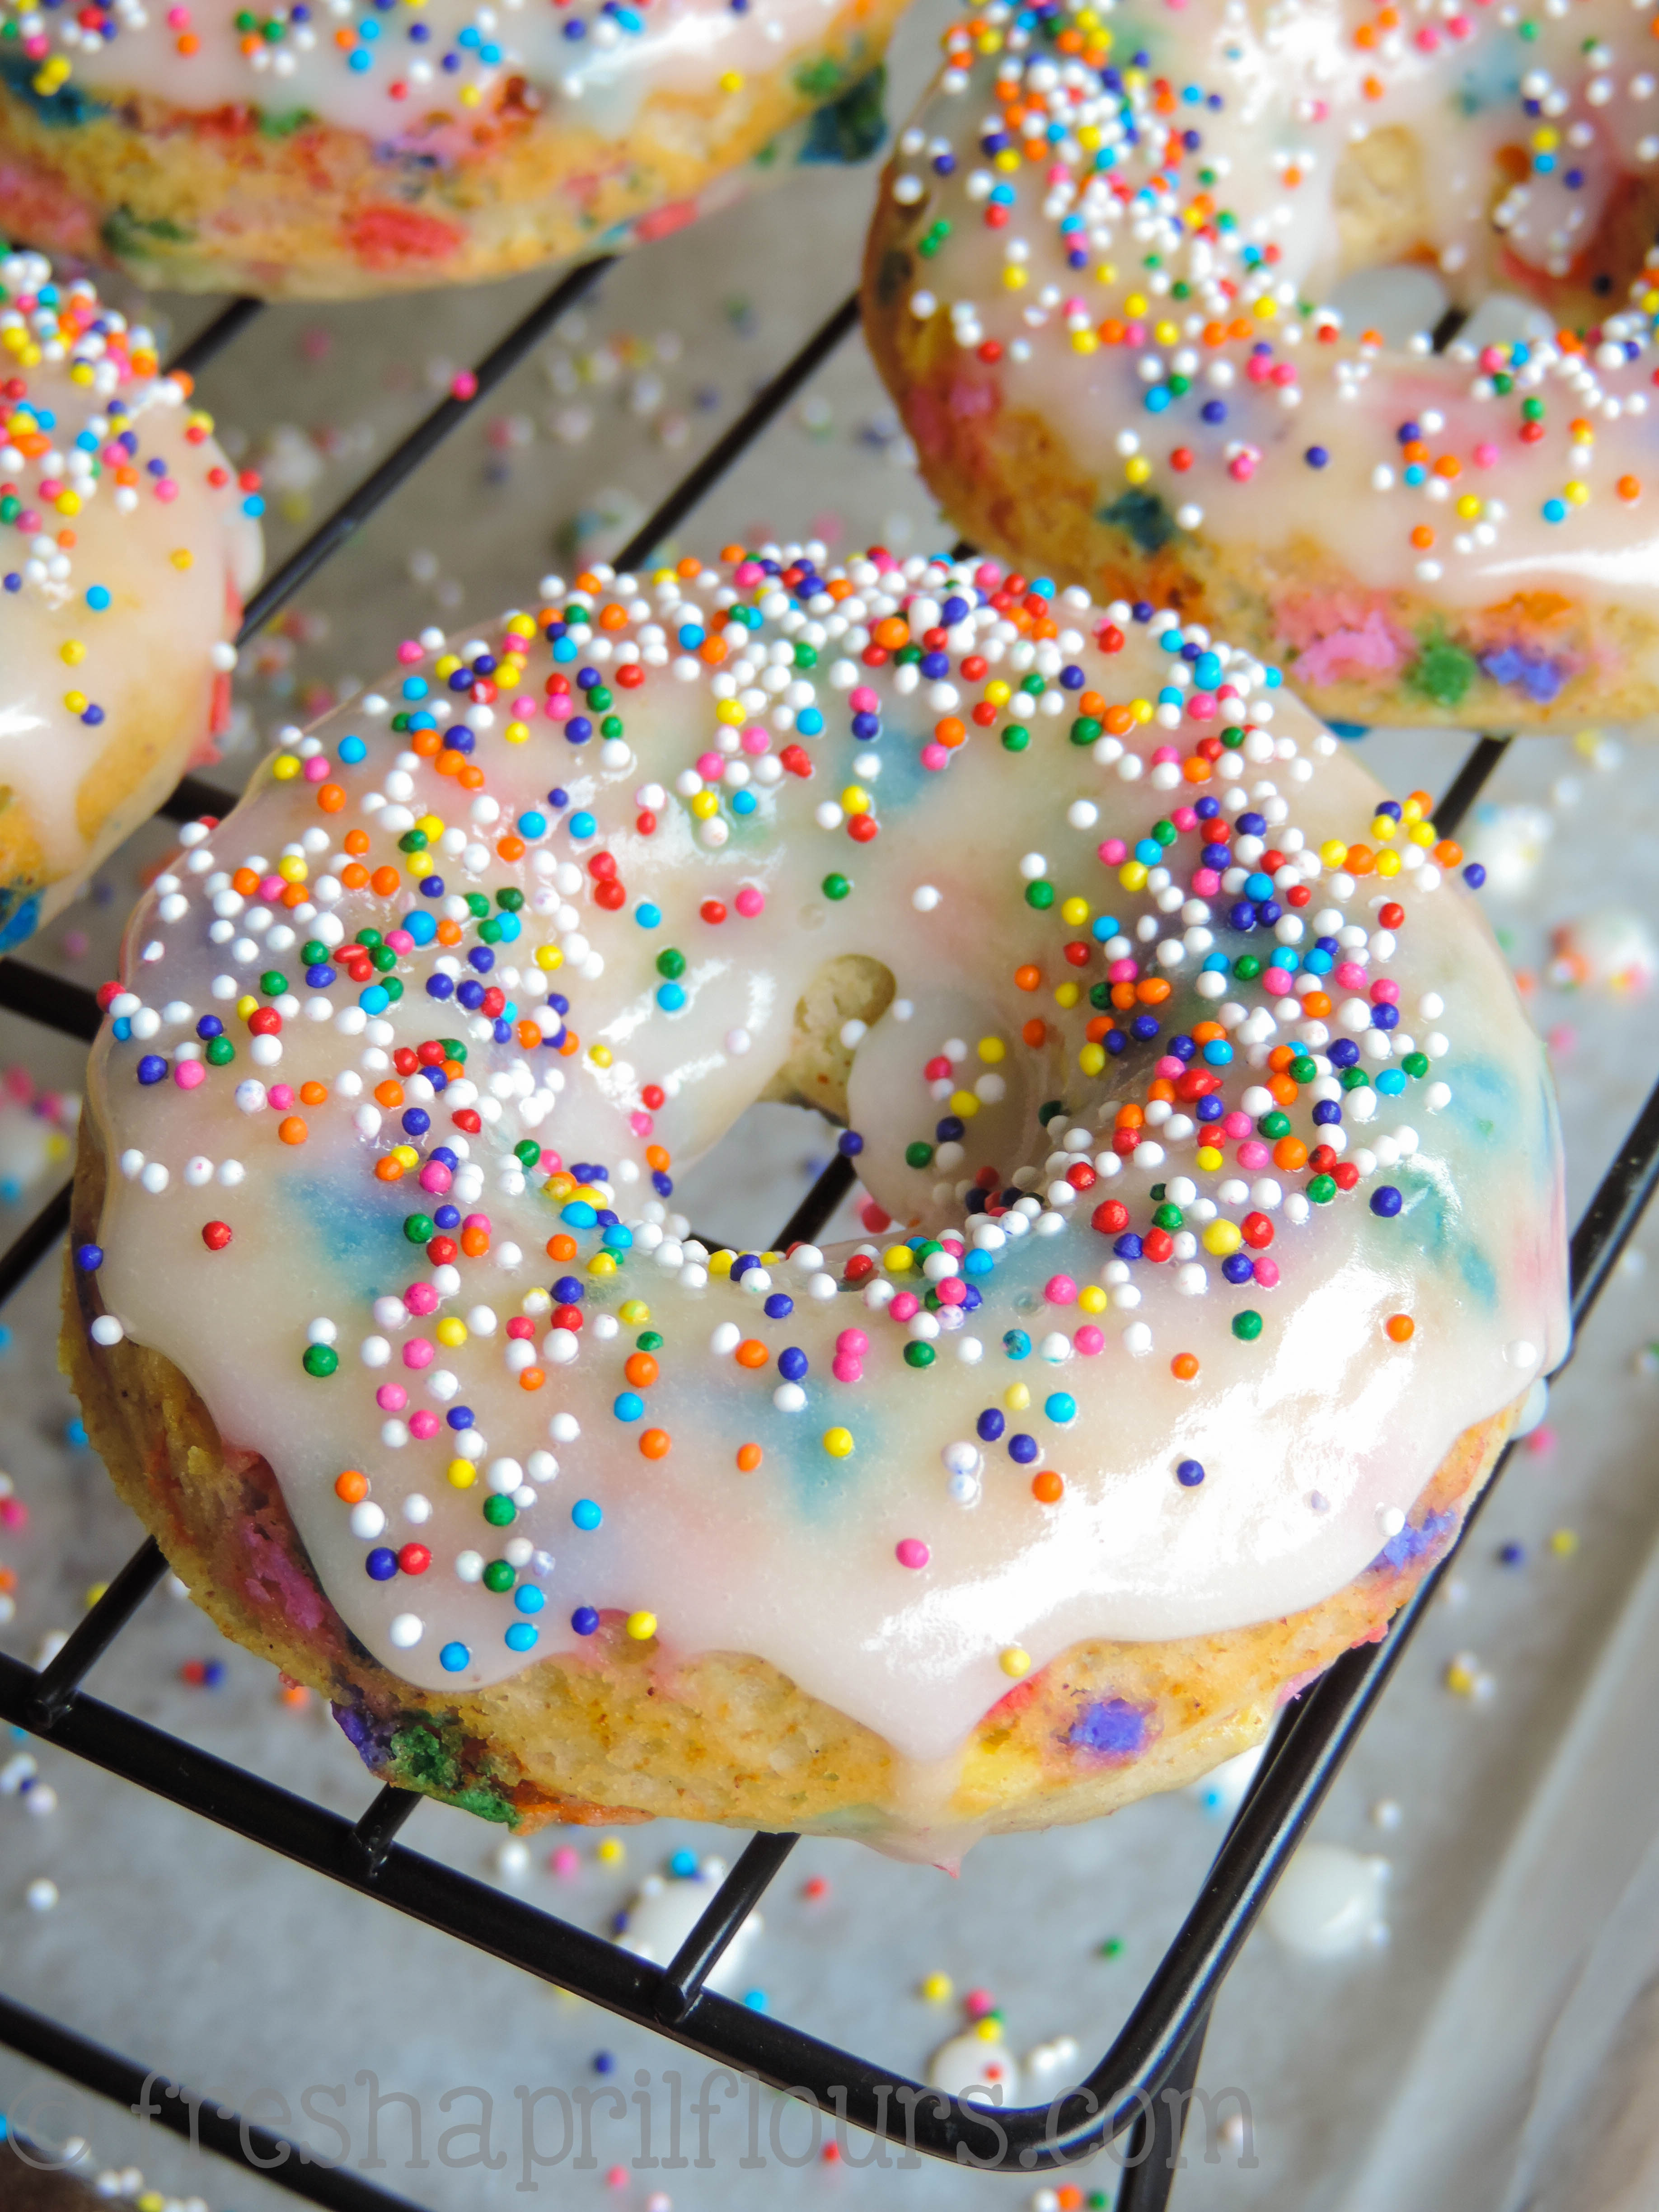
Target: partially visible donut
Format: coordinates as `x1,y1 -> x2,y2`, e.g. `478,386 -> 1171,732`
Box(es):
0,248 -> 262,950
0,0 -> 899,298
864,0 -> 1659,733
64,543 -> 1566,1855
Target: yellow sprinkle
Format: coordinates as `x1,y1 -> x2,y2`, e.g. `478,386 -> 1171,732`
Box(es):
1000,1646 -> 1032,1678
1132,698 -> 1153,724
170,548 -> 193,570
1203,1220 -> 1242,1257
1376,849 -> 1402,877
447,1458 -> 476,1489
436,654 -> 462,678
1444,1659 -> 1478,1696
884,1245 -> 914,1273
1370,815 -> 1397,842
1549,1527 -> 1579,1556
1004,1382 -> 1030,1411
1408,821 -> 1436,847
85,1583 -> 108,1608
55,489 -> 80,517
948,1089 -> 980,1119
708,1248 -> 734,1276
1124,292 -> 1148,318
689,790 -> 719,820
984,679 -> 1011,707
1565,480 -> 1589,506
588,1044 -> 612,1069
1196,1145 -> 1224,1172
1003,266 -> 1029,291
1319,838 -> 1349,869
596,1837 -> 625,1864
841,784 -> 870,814
1059,895 -> 1090,926
719,68 -> 743,89
506,614 -> 536,637
1252,295 -> 1277,320
823,1427 -> 855,1458
271,754 -> 301,781
626,1610 -> 657,1640
436,1316 -> 468,1348
235,994 -> 258,1021
534,943 -> 563,971
1078,1284 -> 1108,1314
391,1144 -> 418,1169
60,638 -> 85,665
1078,1043 -> 1106,1076
977,1036 -> 1005,1064
619,1299 -> 651,1324
1095,261 -> 1117,284
458,80 -> 482,106
919,1972 -> 954,2001
1125,455 -> 1151,487
62,690 -> 87,714
974,2019 -> 1003,2043
1070,330 -> 1098,354
1118,860 -> 1149,893
587,1252 -> 618,1277
1153,320 -> 1179,346
277,853 -> 307,882
1455,494 -> 1482,521
716,698 -> 745,725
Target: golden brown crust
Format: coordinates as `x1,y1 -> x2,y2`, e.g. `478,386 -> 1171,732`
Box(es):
860,188 -> 1659,736
0,17 -> 897,300
62,1112 -> 1513,1846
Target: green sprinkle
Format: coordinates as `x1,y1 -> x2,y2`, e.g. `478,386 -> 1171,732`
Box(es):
259,970 -> 287,997
822,873 -> 852,901
483,1558 -> 515,1592
1307,1173 -> 1337,1204
302,1343 -> 338,1378
905,1141 -> 935,1169
1290,1054 -> 1319,1083
1098,1937 -> 1123,1960
637,1330 -> 664,1352
403,1213 -> 436,1244
904,1342 -> 936,1369
656,947 -> 687,979
513,1139 -> 541,1168
1025,881 -> 1056,910
206,1036 -> 235,1067
1001,726 -> 1031,752
1258,1110 -> 1291,1139
1232,1309 -> 1264,1342
483,1496 -> 516,1529
1403,1050 -> 1430,1078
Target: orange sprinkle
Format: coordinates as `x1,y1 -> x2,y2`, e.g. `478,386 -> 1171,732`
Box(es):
1022,1017 -> 1048,1047
369,866 -> 400,897
519,1367 -> 546,1392
735,1338 -> 769,1369
625,1352 -> 659,1388
1409,525 -> 1435,550
1272,1136 -> 1308,1172
497,835 -> 526,863
1386,1314 -> 1415,1343
1301,990 -> 1333,1019
410,728 -> 442,758
1031,1471 -> 1064,1505
645,1144 -> 671,1172
334,1470 -> 369,1504
736,1443 -> 764,1473
299,1081 -> 328,1106
1014,964 -> 1042,992
278,1115 -> 307,1146
460,1227 -> 490,1257
1171,1353 -> 1200,1382
232,866 -> 259,896
375,1080 -> 405,1108
639,1429 -> 671,1460
547,1233 -> 578,1262
317,783 -> 346,813
436,918 -> 463,947
598,602 -> 628,631
374,1157 -> 404,1183
872,616 -> 909,649
1434,838 -> 1463,867
1618,475 -> 1642,501
935,716 -> 967,749
343,829 -> 370,856
341,863 -> 370,890
1345,844 -> 1376,876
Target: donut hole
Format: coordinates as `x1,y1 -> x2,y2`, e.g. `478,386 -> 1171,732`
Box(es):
670,1101 -> 867,1254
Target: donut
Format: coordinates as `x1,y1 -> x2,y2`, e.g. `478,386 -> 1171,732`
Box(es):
62,544 -> 1567,1857
0,247 -> 262,952
0,0 -> 900,300
863,0 -> 1659,736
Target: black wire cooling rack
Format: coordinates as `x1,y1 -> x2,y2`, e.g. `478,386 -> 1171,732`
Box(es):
0,256 -> 1654,2212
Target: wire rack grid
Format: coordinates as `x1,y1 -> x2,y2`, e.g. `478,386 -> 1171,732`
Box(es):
0,258 -> 1650,2212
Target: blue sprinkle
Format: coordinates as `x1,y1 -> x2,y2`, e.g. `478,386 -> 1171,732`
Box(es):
572,1607 -> 600,1635
1371,1186 -> 1403,1218
1177,1459 -> 1205,1487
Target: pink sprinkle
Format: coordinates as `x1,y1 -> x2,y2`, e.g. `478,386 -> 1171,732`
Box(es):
1045,1274 -> 1078,1305
154,478 -> 179,503
1370,977 -> 1401,1005
1228,454 -> 1256,483
409,1411 -> 440,1439
1221,1111 -> 1252,1140
696,750 -> 723,780
544,693 -> 572,720
895,1539 -> 930,1570
739,725 -> 770,755
1172,806 -> 1198,832
965,1988 -> 996,2020
1108,958 -> 1139,984
937,1278 -> 967,1305
1479,348 -> 1505,374
450,370 -> 478,401
849,685 -> 880,713
376,1384 -> 408,1413
1335,961 -> 1367,990
1237,1140 -> 1270,1169
506,1316 -> 535,1340
605,2169 -> 628,2193
832,1354 -> 864,1383
418,1162 -> 451,1195
1269,362 -> 1297,388
405,1282 -> 439,1316
973,562 -> 1001,588
1155,1055 -> 1183,1078
464,1214 -> 491,1233
1525,1425 -> 1557,1457
396,640 -> 423,664
629,1110 -> 653,1138
1193,867 -> 1221,896
1262,968 -> 1293,997
174,1059 -> 206,1090
267,1083 -> 294,1111
1474,441 -> 1500,468
1074,1325 -> 1105,1356
735,887 -> 765,918
1099,838 -> 1128,865
1150,745 -> 1178,765
513,695 -> 537,718
540,1150 -> 562,1173
1189,692 -> 1216,720
403,1338 -> 434,1370
259,873 -> 285,902
0,1497 -> 26,1531
920,743 -> 950,772
733,561 -> 765,587
303,755 -> 329,783
836,1328 -> 868,1355
385,928 -> 415,955
1252,1258 -> 1280,1289
890,1291 -> 921,1322
550,1845 -> 580,1877
1125,320 -> 1146,347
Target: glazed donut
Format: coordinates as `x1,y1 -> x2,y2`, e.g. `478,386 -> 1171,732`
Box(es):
865,0 -> 1659,735
64,544 -> 1566,1856
0,248 -> 262,951
0,0 -> 899,299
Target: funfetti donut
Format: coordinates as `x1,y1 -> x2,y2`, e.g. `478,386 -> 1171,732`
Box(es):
0,0 -> 899,300
0,248 -> 262,952
64,544 -> 1568,1859
864,0 -> 1659,736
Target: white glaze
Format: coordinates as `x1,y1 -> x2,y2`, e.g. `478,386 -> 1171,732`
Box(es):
615,1861 -> 761,1992
880,0 -> 1659,684
84,547 -> 1567,1782
35,0 -> 858,136
1264,1839 -> 1390,1956
0,250 -> 262,947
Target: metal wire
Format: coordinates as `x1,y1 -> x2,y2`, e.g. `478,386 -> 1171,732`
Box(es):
0,247 -> 1634,2210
